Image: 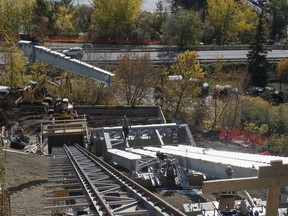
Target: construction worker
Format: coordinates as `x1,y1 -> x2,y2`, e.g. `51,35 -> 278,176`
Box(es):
166,159 -> 176,189
218,166 -> 236,211
121,115 -> 131,139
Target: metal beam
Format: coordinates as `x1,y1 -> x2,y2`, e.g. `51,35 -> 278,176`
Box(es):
18,40 -> 114,86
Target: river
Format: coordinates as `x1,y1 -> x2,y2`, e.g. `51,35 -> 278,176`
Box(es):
72,0 -> 170,12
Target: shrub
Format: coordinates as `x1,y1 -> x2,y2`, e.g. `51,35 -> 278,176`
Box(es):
264,134 -> 288,156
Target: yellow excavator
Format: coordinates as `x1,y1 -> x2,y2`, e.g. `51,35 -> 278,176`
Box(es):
16,72 -> 74,118
47,72 -> 74,118
15,75 -> 57,106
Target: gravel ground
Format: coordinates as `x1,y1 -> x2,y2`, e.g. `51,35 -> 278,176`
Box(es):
1,149 -> 50,216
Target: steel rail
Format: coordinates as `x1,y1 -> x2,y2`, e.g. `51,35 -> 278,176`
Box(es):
64,144 -> 186,216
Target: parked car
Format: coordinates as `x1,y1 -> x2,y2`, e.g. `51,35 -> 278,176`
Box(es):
62,47 -> 84,59
80,43 -> 93,49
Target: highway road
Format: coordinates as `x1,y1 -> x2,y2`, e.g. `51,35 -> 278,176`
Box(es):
47,43 -> 288,63
81,48 -> 288,63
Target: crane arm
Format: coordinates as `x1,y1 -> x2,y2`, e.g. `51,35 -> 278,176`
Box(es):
18,40 -> 114,86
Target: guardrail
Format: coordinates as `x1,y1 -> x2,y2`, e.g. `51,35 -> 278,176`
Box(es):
85,57 -> 283,65
51,45 -> 288,52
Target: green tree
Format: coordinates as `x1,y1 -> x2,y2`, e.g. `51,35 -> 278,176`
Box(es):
247,11 -> 269,87
91,0 -> 141,40
265,134 -> 288,156
72,4 -> 94,35
205,0 -> 257,45
268,0 -> 288,41
132,12 -> 157,40
161,10 -> 202,46
277,58 -> 288,90
31,0 -> 55,42
153,0 -> 168,39
161,50 -> 205,119
114,53 -> 156,105
240,96 -> 270,134
170,0 -> 182,15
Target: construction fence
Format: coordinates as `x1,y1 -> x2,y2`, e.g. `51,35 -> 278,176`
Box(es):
220,128 -> 269,147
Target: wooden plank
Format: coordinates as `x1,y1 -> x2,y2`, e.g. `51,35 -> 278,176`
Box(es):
202,176 -> 288,193
258,164 -> 288,178
266,187 -> 280,216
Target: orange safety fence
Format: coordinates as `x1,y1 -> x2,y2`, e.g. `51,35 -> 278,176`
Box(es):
220,128 -> 269,146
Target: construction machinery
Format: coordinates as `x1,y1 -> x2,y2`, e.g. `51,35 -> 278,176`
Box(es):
15,74 -> 61,106
15,73 -> 75,118
18,41 -> 114,119
18,40 -> 114,153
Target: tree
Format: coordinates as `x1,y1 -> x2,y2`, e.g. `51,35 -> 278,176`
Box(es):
170,0 -> 182,15
153,0 -> 168,39
205,0 -> 257,45
0,0 -> 34,39
247,11 -> 269,88
161,10 -> 202,46
72,77 -> 116,105
91,0 -> 141,40
267,0 -> 288,41
114,53 -> 156,105
1,45 -> 28,88
31,0 -> 55,42
132,12 -> 157,40
50,0 -> 74,9
72,4 -> 94,35
277,58 -> 288,90
54,6 -> 75,36
161,50 -> 205,119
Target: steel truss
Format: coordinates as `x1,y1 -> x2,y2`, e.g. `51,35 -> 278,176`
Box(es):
46,144 -> 185,216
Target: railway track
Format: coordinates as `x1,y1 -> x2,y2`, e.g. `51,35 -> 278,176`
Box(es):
46,144 -> 186,216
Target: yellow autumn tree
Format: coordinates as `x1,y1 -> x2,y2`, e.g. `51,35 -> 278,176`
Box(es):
206,0 -> 257,44
54,6 -> 75,36
0,0 -> 34,39
0,0 -> 34,88
162,50 -> 205,120
92,0 -> 141,39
